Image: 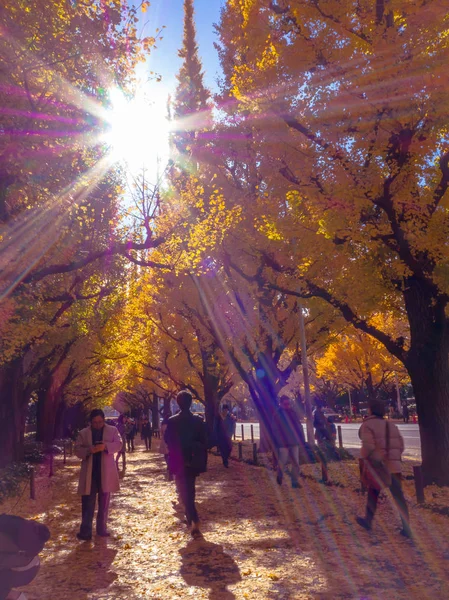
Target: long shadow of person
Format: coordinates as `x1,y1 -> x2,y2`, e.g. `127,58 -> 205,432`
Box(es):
179,537 -> 241,600
35,541 -> 118,600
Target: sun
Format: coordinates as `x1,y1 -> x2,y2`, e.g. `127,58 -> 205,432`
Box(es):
103,86 -> 171,176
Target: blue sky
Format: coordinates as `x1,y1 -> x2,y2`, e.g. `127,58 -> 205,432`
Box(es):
141,0 -> 224,93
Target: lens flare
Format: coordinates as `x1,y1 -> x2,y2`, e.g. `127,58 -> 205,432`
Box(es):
103,87 -> 171,175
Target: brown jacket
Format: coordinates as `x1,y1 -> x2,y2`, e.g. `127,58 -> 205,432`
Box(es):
359,416 -> 404,474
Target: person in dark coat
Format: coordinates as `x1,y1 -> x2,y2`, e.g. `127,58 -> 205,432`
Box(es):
313,405 -> 332,445
216,405 -> 235,468
402,403 -> 410,424
222,405 -> 237,438
165,390 -> 208,537
124,418 -> 136,452
141,417 -> 152,451
272,395 -> 306,488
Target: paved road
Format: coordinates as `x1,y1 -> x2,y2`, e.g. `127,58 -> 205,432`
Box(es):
236,422 -> 421,460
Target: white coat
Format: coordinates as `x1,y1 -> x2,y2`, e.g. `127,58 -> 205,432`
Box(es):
75,424 -> 122,496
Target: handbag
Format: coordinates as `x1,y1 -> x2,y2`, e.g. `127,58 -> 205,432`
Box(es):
361,421 -> 392,491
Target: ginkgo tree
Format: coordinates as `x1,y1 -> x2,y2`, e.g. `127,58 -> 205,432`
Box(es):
114,266 -> 235,437
315,316 -> 410,400
215,0 -> 449,483
0,0 -> 149,463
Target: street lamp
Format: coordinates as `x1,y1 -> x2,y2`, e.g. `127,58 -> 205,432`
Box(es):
348,387 -> 353,419
298,298 -> 314,443
394,372 -> 402,415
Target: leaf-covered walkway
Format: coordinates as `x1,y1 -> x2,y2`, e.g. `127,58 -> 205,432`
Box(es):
3,441 -> 449,599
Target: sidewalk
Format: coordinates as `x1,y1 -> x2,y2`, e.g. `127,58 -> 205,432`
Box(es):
3,442 -> 449,599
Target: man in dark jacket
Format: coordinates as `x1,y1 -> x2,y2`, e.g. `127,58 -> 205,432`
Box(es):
141,417 -> 152,451
313,405 -> 333,445
165,390 -> 208,537
216,405 -> 236,468
272,395 -> 306,488
124,418 -> 136,452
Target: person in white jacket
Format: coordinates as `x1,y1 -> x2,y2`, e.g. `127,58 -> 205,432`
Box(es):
75,409 -> 123,541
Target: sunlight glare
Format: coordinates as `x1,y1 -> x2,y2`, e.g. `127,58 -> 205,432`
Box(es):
104,86 -> 170,176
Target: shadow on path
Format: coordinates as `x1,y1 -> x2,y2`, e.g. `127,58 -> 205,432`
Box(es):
179,537 -> 241,599
54,541 -> 117,600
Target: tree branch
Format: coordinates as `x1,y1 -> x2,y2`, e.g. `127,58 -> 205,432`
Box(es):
261,277 -> 407,364
23,235 -> 167,284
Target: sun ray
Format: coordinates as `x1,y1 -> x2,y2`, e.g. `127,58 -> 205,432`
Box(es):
0,155 -> 112,300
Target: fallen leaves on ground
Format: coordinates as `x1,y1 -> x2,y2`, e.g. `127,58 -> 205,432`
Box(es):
2,443 -> 449,599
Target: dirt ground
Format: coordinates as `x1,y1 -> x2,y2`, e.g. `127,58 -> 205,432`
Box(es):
2,440 -> 449,600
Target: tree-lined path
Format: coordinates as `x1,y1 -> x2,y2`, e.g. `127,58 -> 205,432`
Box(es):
3,442 -> 449,599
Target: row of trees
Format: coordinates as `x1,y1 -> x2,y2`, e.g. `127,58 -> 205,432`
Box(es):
0,0 -> 153,462
1,1 -> 449,484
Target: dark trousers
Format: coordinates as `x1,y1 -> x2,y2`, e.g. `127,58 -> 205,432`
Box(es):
218,439 -> 232,466
116,448 -> 126,469
142,436 -> 151,450
175,469 -> 199,525
164,454 -> 173,480
366,473 -> 410,530
79,478 -> 110,537
126,437 -> 135,452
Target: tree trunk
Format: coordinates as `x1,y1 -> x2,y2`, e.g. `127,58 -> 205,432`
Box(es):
203,371 -> 220,445
409,363 -> 449,485
151,393 -> 160,430
54,399 -> 66,440
404,279 -> 449,485
162,396 -> 172,419
248,384 -> 277,453
0,357 -> 27,466
36,378 -> 63,446
228,352 -> 283,452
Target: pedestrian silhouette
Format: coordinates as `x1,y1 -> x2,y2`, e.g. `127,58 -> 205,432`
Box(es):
179,538 -> 241,599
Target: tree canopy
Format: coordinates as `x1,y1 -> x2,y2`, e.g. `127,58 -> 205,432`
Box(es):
2,0 -> 449,484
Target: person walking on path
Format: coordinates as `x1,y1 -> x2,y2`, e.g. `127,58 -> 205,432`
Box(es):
272,396 -> 306,489
402,403 -> 410,424
222,405 -> 237,439
75,409 -> 123,541
313,405 -> 333,446
313,406 -> 339,461
116,415 -> 127,470
141,417 -> 152,451
165,390 -> 208,537
125,417 -> 136,452
356,399 -> 411,538
159,413 -> 172,480
216,405 -> 235,468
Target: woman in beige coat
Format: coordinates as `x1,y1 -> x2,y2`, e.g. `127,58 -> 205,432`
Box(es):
356,400 -> 411,538
75,409 -> 123,540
